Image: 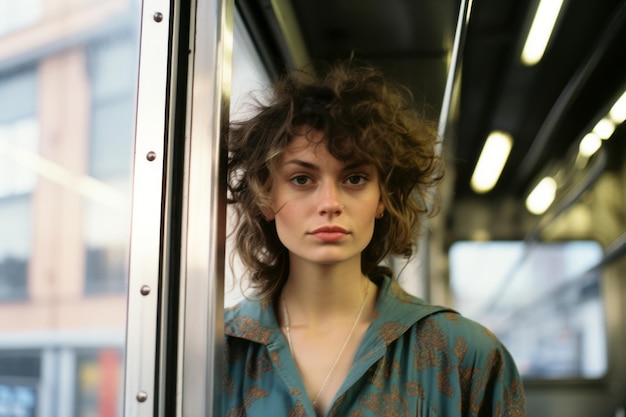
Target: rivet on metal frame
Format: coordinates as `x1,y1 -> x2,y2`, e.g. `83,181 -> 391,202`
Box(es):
153,12 -> 163,22
146,151 -> 157,161
136,391 -> 148,402
140,285 -> 151,296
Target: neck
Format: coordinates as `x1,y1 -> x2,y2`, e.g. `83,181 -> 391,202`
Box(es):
280,260 -> 372,327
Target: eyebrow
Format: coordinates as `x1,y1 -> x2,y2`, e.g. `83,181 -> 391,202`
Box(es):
282,159 -> 319,170
281,159 -> 371,171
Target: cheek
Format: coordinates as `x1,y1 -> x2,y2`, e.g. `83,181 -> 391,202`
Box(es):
357,205 -> 378,235
362,198 -> 382,237
271,196 -> 300,219
270,184 -> 293,211
273,210 -> 301,249
272,200 -> 303,232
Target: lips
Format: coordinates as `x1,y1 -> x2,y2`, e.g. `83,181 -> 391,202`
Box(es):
309,225 -> 349,242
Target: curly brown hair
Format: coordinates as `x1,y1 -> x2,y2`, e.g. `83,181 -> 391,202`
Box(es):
227,61 -> 443,300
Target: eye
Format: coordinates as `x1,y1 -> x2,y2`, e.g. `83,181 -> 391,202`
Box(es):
291,175 -> 311,185
345,175 -> 367,185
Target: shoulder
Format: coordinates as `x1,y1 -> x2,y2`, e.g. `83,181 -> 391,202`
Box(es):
423,310 -> 502,348
224,296 -> 270,321
224,297 -> 279,345
410,313 -> 527,416
379,277 -> 505,356
224,298 -> 249,321
419,313 -> 527,415
224,298 -> 248,328
412,309 -> 520,377
376,276 -> 453,322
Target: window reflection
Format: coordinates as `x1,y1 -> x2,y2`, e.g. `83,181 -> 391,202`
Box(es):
226,9 -> 271,307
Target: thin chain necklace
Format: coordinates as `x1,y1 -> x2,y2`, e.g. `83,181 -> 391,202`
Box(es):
281,280 -> 370,406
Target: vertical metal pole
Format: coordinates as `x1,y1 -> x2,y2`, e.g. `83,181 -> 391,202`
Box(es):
427,0 -> 473,305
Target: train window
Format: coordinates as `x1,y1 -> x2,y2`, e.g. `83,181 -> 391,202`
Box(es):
225,8 -> 271,307
0,1 -> 140,416
0,70 -> 38,302
449,240 -> 607,380
230,9 -> 271,123
84,37 -> 137,295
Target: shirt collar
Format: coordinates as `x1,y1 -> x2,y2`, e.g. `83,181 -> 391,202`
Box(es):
224,276 -> 453,346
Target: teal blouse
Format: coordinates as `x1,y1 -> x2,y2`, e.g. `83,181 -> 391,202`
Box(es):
223,276 -> 526,416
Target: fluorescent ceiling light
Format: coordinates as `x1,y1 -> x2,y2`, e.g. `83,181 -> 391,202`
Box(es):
578,132 -> 602,157
526,176 -> 557,215
521,0 -> 564,66
609,90 -> 626,124
470,131 -> 513,194
592,117 -> 616,140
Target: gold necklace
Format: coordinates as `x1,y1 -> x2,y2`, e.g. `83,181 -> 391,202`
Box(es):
281,281 -> 370,406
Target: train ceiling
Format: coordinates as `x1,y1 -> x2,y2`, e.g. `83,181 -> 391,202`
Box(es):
238,0 -> 626,204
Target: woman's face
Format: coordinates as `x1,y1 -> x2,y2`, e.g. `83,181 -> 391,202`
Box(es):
267,129 -> 384,268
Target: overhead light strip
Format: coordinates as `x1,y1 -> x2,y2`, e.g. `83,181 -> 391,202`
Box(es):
470,130 -> 513,194
576,89 -> 626,159
527,89 -> 626,215
521,0 -> 564,66
525,176 -> 557,215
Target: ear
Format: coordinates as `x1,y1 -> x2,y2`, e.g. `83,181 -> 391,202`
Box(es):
376,200 -> 385,219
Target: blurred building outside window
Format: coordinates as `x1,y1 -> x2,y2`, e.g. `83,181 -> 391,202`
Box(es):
0,69 -> 38,301
0,0 -> 139,416
0,0 -> 43,36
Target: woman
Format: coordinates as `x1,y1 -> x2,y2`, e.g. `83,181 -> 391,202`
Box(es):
224,61 -> 526,417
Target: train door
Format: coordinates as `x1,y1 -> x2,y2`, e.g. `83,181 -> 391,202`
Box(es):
123,0 -> 279,415
0,0 -> 248,414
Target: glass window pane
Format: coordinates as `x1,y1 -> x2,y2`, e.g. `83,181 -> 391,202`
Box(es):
230,9 -> 271,123
0,350 -> 40,417
0,69 -> 38,123
449,240 -> 607,379
225,8 -> 271,307
0,72 -> 38,301
0,119 -> 39,196
0,1 -> 140,416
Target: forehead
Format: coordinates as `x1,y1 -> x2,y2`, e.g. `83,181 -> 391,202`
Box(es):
283,131 -> 328,159
276,127 -> 377,170
281,135 -> 367,172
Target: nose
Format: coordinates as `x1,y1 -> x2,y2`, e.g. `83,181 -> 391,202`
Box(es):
318,181 -> 344,216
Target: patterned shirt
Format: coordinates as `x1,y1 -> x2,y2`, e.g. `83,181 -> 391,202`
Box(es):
223,276 -> 526,416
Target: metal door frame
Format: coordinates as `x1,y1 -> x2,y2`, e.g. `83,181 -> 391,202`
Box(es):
124,0 -> 233,415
